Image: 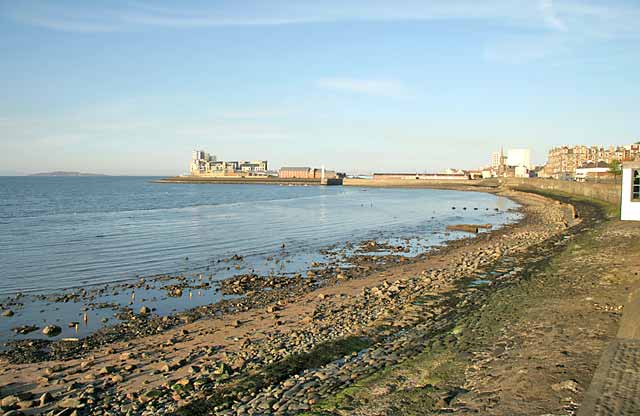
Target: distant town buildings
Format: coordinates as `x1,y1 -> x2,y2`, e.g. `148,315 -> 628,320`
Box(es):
189,143 -> 640,184
544,144 -> 640,179
486,147 -> 533,178
189,151 -> 344,181
190,151 -> 268,176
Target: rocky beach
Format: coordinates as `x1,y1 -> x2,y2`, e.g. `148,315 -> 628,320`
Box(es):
4,3 -> 640,413
2,184 -> 633,416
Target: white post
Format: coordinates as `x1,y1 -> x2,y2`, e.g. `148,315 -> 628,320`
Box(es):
321,165 -> 326,182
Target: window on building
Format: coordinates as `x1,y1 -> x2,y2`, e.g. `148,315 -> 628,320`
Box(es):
633,169 -> 640,201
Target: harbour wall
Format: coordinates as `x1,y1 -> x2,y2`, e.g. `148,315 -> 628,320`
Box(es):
156,176 -> 325,185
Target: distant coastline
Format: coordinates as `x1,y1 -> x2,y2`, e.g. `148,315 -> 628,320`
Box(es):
28,171 -> 108,177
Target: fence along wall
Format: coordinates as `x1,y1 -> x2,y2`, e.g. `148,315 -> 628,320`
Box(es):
504,178 -> 621,205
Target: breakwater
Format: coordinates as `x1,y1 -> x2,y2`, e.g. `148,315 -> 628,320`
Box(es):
156,176 -> 343,185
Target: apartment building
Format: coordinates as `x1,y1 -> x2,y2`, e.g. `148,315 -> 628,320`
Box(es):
545,144 -> 640,179
190,151 -> 268,176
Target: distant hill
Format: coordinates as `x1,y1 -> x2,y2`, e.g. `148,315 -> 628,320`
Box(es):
29,171 -> 108,177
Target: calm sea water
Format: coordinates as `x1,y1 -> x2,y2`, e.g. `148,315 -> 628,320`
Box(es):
0,177 -> 518,296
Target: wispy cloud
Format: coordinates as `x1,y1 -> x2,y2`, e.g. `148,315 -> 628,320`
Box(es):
215,110 -> 290,120
483,34 -> 568,64
0,111 -> 293,146
177,124 -> 291,141
539,0 -> 567,31
316,78 -> 410,98
4,0 -> 639,37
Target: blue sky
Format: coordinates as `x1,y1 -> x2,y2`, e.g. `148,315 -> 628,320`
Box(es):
0,0 -> 639,175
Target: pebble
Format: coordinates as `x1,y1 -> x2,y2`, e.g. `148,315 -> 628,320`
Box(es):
551,379 -> 580,393
98,366 -> 115,375
39,392 -> 54,406
1,395 -> 19,410
57,397 -> 83,409
42,325 -> 62,336
111,374 -> 125,383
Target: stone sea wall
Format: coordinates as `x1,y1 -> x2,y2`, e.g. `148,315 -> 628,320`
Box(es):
503,178 -> 621,205
344,177 -> 621,206
343,178 -> 489,188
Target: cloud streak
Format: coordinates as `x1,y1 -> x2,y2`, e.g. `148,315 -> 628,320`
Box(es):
316,78 -> 410,98
483,34 -> 567,64
4,0 -> 638,37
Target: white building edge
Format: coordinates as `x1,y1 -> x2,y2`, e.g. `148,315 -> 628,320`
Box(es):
621,161 -> 640,221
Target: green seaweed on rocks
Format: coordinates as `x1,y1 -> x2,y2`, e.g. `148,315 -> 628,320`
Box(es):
176,336 -> 373,415
302,347 -> 468,416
